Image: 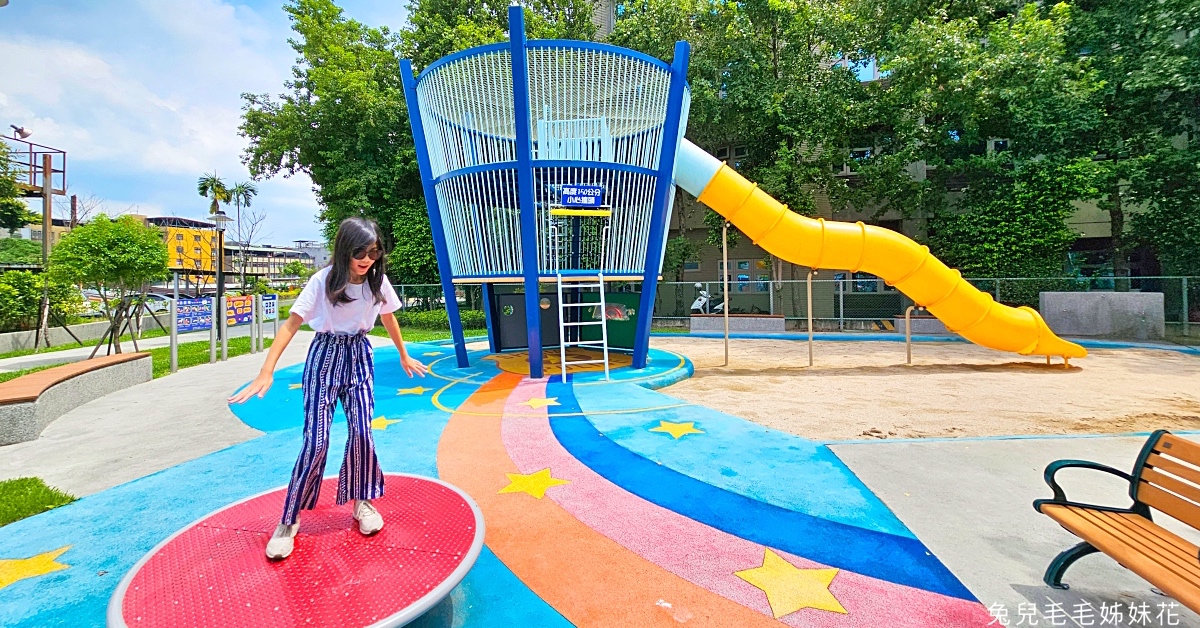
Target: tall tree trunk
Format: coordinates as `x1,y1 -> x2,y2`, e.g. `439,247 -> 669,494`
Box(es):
1109,181 -> 1129,292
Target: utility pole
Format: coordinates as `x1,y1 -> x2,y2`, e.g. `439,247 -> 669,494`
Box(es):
36,154 -> 52,349
69,194 -> 78,230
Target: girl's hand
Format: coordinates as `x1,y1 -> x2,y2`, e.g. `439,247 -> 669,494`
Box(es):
401,355 -> 428,378
229,371 -> 273,404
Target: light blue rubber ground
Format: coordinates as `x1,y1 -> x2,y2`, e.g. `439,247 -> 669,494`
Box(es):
0,342 -> 569,628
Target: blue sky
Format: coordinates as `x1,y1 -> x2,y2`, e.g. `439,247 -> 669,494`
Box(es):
1,0 -> 410,245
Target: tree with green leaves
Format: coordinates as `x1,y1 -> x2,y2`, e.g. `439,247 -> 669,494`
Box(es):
229,181 -> 259,286
1063,0 -> 1200,282
49,215 -> 169,354
197,173 -> 231,216
0,143 -> 37,235
242,0 -> 432,280
243,0 -> 596,285
0,271 -> 81,334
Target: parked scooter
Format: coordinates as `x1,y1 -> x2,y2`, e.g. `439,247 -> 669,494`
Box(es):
690,283 -> 725,314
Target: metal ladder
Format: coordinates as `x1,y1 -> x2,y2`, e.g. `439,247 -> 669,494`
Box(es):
549,206 -> 611,381
555,273 -> 611,380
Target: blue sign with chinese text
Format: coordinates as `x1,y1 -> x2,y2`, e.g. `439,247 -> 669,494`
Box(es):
561,185 -> 605,207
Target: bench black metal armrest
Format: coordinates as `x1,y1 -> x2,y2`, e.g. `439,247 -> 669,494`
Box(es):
1033,459 -> 1151,519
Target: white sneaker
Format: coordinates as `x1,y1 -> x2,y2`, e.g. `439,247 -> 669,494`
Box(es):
353,500 -> 384,535
266,524 -> 299,560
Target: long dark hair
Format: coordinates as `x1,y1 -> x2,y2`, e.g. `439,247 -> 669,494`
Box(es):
326,217 -> 387,306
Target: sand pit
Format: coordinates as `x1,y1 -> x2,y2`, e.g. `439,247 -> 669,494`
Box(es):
651,336 -> 1200,441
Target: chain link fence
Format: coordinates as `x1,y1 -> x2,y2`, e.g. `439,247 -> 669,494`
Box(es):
653,276 -> 1199,342
387,276 -> 1198,343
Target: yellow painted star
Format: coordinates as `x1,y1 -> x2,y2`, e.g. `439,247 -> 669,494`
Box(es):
397,386 -> 428,395
0,546 -> 71,590
649,420 -> 705,439
423,351 -> 443,356
371,416 -> 402,430
288,383 -> 303,390
498,468 -> 570,499
734,549 -> 846,618
520,397 -> 560,409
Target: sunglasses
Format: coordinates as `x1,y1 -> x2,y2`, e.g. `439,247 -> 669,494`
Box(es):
352,246 -> 382,261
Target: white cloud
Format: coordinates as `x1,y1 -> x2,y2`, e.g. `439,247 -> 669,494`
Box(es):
0,0 -> 327,241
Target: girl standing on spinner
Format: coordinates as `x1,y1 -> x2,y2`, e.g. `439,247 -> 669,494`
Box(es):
229,217 -> 428,560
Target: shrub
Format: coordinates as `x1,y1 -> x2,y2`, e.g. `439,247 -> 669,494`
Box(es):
0,271 -> 83,333
398,308 -> 485,330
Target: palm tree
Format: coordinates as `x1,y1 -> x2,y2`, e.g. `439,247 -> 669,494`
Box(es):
229,181 -> 259,287
197,173 -> 230,215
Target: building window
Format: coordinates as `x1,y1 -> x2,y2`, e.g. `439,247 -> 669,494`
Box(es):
715,146 -> 730,160
853,271 -> 879,293
176,258 -> 184,266
988,138 -> 1010,154
193,260 -> 201,269
175,233 -> 183,241
733,146 -> 748,158
176,246 -> 183,253
194,234 -> 201,241
194,247 -> 202,255
683,261 -> 700,272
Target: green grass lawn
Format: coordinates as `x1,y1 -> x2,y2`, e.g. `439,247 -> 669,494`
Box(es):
0,325 -> 170,361
147,336 -> 273,379
367,326 -> 487,343
0,364 -> 57,385
0,477 -> 76,527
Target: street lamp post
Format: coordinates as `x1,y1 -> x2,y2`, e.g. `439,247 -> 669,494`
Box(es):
212,211 -> 232,341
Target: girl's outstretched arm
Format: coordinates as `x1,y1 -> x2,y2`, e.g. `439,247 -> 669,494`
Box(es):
380,312 -> 428,378
228,313 -> 305,403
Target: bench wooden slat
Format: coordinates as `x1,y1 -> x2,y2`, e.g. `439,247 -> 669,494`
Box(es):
1073,508 -> 1200,582
0,353 -> 151,405
1120,508 -> 1200,557
1156,434 -> 1200,466
1042,504 -> 1200,611
1139,472 -> 1200,529
1146,453 -> 1200,491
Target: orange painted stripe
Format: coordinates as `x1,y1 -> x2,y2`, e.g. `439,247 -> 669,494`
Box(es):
437,372 -> 780,627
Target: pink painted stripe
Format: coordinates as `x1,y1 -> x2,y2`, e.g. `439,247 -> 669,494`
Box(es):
501,380 -> 994,627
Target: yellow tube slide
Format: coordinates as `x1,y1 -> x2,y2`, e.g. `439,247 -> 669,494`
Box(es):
695,163 -> 1087,359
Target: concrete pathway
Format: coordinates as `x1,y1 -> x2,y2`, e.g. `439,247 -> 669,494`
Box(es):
0,331 -> 393,496
832,436 -> 1200,625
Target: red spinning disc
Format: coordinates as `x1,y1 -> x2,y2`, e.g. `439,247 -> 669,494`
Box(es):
108,474 -> 484,628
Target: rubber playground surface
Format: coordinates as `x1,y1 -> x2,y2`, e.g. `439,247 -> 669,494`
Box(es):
3,342 -> 1003,626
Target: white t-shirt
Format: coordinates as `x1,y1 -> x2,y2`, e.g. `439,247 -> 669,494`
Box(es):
289,267 -> 401,334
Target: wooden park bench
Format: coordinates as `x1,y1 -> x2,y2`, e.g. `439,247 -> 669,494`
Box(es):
0,352 -> 151,446
1034,430 -> 1200,612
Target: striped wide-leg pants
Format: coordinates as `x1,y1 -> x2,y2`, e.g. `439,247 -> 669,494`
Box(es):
280,331 -> 385,525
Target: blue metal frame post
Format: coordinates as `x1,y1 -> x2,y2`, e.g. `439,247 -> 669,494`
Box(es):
510,6 -> 545,379
400,59 -> 471,368
632,41 -> 691,369
481,283 -> 499,354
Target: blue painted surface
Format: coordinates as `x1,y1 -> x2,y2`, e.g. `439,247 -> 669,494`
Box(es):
547,380 -> 975,601
570,382 -> 913,538
0,348 -> 566,628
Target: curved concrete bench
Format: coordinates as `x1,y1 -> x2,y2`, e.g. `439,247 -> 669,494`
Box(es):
0,353 -> 152,446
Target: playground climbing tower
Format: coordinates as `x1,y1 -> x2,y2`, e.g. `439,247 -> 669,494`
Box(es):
400,6 -> 691,378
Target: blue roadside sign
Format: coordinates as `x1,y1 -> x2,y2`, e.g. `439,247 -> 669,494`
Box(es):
176,298 -> 212,333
